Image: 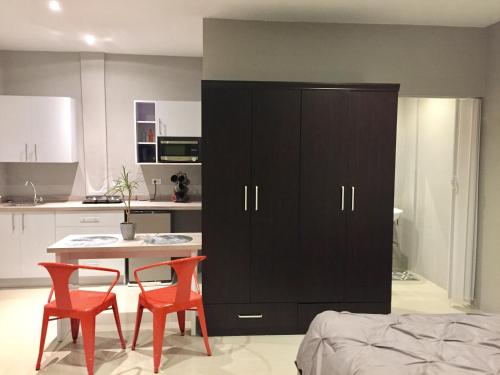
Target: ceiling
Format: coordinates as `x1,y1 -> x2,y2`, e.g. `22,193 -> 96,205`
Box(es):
1,0 -> 499,57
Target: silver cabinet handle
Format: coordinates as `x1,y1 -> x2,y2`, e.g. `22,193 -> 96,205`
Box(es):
244,185 -> 248,211
351,186 -> 355,211
80,217 -> 101,223
34,144 -> 37,161
341,186 -> 345,211
11,214 -> 15,233
238,314 -> 263,319
25,144 -> 28,162
22,213 -> 25,232
255,186 -> 259,211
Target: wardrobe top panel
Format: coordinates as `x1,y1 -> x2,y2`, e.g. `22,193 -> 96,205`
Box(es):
202,80 -> 400,92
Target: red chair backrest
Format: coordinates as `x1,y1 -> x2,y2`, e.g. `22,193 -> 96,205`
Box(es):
39,262 -> 79,309
169,256 -> 205,304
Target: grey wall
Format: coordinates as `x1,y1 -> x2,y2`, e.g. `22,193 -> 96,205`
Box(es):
0,51 -> 202,200
203,19 -> 487,97
0,51 -> 86,199
104,54 -> 202,198
476,21 -> 500,312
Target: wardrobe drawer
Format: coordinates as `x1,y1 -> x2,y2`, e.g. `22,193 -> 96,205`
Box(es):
204,303 -> 298,335
55,211 -> 123,227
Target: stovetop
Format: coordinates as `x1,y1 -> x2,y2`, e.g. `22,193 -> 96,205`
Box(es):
82,195 -> 123,204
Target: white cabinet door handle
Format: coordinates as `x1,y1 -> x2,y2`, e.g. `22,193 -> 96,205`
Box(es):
25,144 -> 28,162
80,217 -> 101,223
34,144 -> 38,162
22,214 -> 25,232
341,186 -> 345,211
255,186 -> 259,211
244,185 -> 248,211
351,186 -> 355,211
11,214 -> 15,233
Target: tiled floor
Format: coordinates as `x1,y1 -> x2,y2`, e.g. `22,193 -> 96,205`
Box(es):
0,277 -> 476,375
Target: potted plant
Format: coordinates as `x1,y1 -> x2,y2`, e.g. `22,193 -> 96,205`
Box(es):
109,166 -> 139,240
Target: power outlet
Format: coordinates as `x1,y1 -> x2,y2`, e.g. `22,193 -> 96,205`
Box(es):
152,178 -> 162,185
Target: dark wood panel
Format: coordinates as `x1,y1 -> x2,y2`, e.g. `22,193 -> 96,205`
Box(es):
202,85 -> 252,304
299,90 -> 350,302
345,90 -> 398,303
204,303 -> 298,336
250,88 -> 301,302
298,302 -> 391,332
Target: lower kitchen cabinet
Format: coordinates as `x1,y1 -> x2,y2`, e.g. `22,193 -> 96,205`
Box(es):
0,212 -> 55,279
20,212 -> 56,277
0,213 -> 22,278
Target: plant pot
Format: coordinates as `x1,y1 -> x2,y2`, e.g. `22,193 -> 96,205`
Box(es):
120,222 -> 136,240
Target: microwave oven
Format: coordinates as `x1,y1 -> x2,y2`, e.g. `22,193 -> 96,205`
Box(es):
157,137 -> 201,163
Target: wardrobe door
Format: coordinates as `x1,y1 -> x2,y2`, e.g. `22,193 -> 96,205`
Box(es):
202,84 -> 252,304
250,88 -> 301,302
299,89 -> 350,302
345,90 -> 398,304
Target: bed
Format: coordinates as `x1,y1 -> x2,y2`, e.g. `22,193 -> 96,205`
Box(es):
296,311 -> 500,375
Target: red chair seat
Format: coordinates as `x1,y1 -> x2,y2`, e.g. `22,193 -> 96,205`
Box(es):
140,287 -> 201,308
46,290 -> 116,313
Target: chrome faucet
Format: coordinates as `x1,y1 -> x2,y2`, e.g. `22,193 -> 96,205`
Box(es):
25,179 -> 43,205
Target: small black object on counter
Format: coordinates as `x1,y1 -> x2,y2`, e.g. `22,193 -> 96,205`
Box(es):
170,172 -> 190,202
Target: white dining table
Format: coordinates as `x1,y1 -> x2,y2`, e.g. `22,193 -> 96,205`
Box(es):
47,232 -> 202,341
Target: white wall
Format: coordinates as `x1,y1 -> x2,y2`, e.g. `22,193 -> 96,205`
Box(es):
476,21 -> 500,312
0,51 -> 85,199
395,98 -> 456,289
203,19 -> 487,97
104,54 -> 202,198
0,51 -> 203,200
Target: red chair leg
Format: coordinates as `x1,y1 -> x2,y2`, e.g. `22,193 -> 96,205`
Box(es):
177,310 -> 186,335
197,303 -> 212,356
153,311 -> 167,373
35,310 -> 50,370
81,316 -> 96,375
131,301 -> 144,350
111,300 -> 126,349
71,318 -> 80,343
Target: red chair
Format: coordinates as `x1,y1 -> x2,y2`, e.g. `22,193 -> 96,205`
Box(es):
131,256 -> 211,373
36,262 -> 126,375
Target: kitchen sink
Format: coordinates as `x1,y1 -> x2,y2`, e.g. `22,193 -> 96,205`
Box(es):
6,202 -> 44,207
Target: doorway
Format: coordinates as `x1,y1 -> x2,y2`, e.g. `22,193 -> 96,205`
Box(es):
393,97 -> 480,305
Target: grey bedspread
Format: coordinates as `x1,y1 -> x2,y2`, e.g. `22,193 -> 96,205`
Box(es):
296,311 -> 500,375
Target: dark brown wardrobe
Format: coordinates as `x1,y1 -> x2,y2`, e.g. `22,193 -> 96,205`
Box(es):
202,81 -> 399,335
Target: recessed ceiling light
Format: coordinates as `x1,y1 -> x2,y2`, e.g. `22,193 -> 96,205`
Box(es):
84,34 -> 96,46
48,0 -> 61,12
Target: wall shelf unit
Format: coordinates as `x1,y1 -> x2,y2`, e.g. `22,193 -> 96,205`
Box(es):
134,99 -> 202,165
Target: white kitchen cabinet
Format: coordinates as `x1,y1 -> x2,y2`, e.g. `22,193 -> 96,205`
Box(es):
30,97 -> 77,162
0,213 -> 22,278
55,211 -> 124,277
0,212 -> 55,279
157,100 -> 201,137
0,95 -> 77,163
20,213 -> 56,278
0,96 -> 31,162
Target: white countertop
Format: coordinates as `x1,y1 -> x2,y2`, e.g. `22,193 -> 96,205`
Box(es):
0,200 -> 201,212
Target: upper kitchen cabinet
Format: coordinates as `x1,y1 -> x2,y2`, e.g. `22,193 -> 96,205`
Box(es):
0,95 -> 77,163
157,101 -> 201,137
134,99 -> 201,165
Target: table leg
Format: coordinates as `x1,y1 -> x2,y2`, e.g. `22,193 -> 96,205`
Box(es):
190,249 -> 198,336
55,254 -> 79,341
